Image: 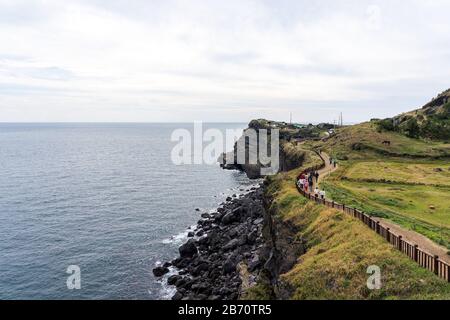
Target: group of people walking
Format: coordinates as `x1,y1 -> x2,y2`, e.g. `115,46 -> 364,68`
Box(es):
329,157 -> 337,168
296,170 -> 326,200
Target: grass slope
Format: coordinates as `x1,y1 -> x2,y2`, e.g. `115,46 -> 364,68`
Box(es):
301,121 -> 450,249
249,168 -> 450,299
309,122 -> 450,161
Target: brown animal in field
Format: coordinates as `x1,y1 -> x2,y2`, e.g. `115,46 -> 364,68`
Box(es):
382,140 -> 391,146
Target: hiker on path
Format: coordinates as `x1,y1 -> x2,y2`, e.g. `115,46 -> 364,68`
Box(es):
314,187 -> 319,198
298,178 -> 304,190
319,189 -> 326,200
333,159 -> 337,168
329,157 -> 332,165
315,171 -> 319,183
308,174 -> 313,187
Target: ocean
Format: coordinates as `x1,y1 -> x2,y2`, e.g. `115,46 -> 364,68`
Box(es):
0,123 -> 255,299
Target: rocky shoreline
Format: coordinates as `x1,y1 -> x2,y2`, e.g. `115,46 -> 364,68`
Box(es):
154,183 -> 267,300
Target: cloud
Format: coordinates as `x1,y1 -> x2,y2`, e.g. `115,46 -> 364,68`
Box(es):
0,0 -> 450,122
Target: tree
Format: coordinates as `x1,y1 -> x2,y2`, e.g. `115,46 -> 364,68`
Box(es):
404,118 -> 420,138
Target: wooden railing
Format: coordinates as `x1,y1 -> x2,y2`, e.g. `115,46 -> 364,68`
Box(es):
297,186 -> 450,282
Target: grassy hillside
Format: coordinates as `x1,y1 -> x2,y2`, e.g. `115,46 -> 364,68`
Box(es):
306,121 -> 450,161
321,179 -> 450,249
246,167 -> 450,299
301,118 -> 450,250
377,89 -> 450,140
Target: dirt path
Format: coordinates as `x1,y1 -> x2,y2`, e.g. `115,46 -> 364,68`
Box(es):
316,151 -> 337,185
306,152 -> 450,264
374,218 -> 450,264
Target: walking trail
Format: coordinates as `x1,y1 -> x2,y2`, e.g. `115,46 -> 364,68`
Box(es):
306,151 -> 450,264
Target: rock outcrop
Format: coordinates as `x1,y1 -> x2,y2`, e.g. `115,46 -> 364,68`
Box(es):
161,185 -> 269,300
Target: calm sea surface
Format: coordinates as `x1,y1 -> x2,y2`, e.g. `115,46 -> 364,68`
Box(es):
0,123 -> 255,299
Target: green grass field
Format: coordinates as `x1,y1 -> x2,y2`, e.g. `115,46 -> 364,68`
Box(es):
345,160 -> 450,186
321,165 -> 450,249
302,122 -> 450,250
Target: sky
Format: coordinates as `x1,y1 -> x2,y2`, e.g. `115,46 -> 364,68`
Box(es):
0,0 -> 450,123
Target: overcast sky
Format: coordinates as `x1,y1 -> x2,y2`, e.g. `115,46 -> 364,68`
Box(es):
1,0 -> 450,123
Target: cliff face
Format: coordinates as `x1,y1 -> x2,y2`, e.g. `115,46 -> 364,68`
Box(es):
219,119 -> 325,178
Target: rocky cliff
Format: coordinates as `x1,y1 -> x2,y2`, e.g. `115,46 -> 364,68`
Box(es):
219,119 -> 328,178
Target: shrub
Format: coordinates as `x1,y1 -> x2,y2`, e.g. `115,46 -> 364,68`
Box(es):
376,118 -> 395,132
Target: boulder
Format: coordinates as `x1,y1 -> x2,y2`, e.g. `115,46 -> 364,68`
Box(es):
167,275 -> 182,285
172,291 -> 183,300
179,239 -> 198,258
152,266 -> 169,277
223,256 -> 238,274
223,239 -> 240,251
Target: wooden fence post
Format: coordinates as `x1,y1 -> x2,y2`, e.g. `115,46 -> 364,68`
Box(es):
414,245 -> 418,262
386,228 -> 390,242
434,256 -> 439,275
376,221 -> 380,234
398,235 -> 402,251
332,201 -> 334,208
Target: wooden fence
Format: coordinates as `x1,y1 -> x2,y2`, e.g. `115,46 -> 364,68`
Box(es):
297,186 -> 450,282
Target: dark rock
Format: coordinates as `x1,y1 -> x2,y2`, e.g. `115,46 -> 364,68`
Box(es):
152,266 -> 169,277
197,236 -> 209,246
248,255 -> 261,272
221,207 -> 241,225
167,275 -> 182,285
163,186 -> 266,301
192,263 -> 209,276
178,269 -> 188,275
172,257 -> 190,269
191,282 -> 209,294
247,230 -> 258,244
172,291 -> 183,300
179,239 -> 198,258
223,239 -> 240,251
238,235 -> 247,246
253,218 -> 264,225
223,256 -> 238,274
175,277 -> 187,288
163,262 -> 172,268
196,229 -> 204,237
